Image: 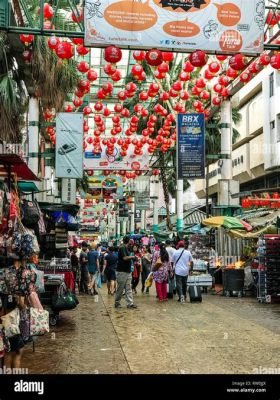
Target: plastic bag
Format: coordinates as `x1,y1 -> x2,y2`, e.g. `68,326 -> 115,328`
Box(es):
145,272 -> 153,288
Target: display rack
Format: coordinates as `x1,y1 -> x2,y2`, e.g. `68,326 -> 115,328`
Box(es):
257,235 -> 280,303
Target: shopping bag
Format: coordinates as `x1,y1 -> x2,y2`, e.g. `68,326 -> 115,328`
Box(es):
145,272 -> 153,288
1,308 -> 20,338
97,273 -> 102,289
30,307 -> 49,336
19,309 -> 30,342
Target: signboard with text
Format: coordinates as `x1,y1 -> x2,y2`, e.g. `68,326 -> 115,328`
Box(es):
85,0 -> 265,55
177,113 -> 205,180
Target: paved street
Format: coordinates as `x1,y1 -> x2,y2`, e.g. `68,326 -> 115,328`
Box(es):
22,287 -> 280,374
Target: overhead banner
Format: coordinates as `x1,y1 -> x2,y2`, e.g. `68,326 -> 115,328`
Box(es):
56,113 -> 83,178
84,141 -> 150,171
177,113 -> 205,180
84,176 -> 123,199
133,176 -> 150,210
84,0 -> 265,55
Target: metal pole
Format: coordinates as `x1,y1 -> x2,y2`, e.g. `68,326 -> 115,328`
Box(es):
152,178 -> 159,233
140,210 -> 145,232
176,179 -> 184,232
206,164 -> 210,217
28,97 -> 39,178
219,100 -> 232,206
130,197 -> 135,234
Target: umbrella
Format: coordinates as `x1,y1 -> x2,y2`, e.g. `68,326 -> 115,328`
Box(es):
202,216 -> 252,231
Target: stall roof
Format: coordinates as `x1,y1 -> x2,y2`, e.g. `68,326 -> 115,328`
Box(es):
38,202 -> 80,216
18,181 -> 39,193
0,154 -> 40,181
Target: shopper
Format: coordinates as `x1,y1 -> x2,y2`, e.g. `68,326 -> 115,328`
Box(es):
87,242 -> 100,295
166,239 -> 176,262
152,243 -> 171,302
141,246 -> 151,294
131,244 -> 142,294
103,246 -> 118,295
79,242 -> 89,294
70,247 -> 79,283
115,236 -> 138,309
172,240 -> 193,303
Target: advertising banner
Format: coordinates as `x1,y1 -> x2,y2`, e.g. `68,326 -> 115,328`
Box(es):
84,0 -> 265,55
61,179 -> 77,204
177,113 -> 205,180
84,141 -> 150,171
56,113 -> 83,178
135,209 -> 141,222
83,176 -> 123,199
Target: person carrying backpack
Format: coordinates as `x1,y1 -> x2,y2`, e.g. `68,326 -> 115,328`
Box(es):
171,241 -> 193,303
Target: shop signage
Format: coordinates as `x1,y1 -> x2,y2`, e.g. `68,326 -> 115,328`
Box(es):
84,141 -> 150,171
82,176 -> 123,200
61,179 -> 76,204
119,198 -> 129,218
131,176 -> 150,210
135,209 -> 141,222
177,113 -> 205,180
56,113 -> 83,178
84,0 -> 264,55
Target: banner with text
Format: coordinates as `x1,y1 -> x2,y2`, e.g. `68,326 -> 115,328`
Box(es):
56,113 -> 83,178
84,0 -> 265,55
177,113 -> 205,180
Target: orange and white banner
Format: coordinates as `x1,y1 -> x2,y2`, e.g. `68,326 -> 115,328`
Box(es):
84,0 -> 265,55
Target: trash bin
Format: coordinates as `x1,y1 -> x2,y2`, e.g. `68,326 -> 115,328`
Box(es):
223,269 -> 245,297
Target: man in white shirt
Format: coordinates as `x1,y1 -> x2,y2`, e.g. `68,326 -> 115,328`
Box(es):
171,240 -> 193,303
165,239 -> 176,262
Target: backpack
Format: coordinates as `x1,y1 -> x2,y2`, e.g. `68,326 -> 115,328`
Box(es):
21,200 -> 40,227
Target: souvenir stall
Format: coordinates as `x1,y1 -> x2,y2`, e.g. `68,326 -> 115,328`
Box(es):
0,159 -> 49,368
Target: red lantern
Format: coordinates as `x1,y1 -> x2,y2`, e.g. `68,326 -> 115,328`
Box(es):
221,88 -> 230,98
259,53 -> 270,66
204,69 -> 215,80
189,50 -> 208,67
179,71 -> 190,81
47,36 -> 60,50
103,108 -> 111,117
111,70 -> 122,81
239,71 -> 251,83
216,55 -> 228,61
200,90 -> 210,100
213,83 -> 223,94
183,61 -> 194,72
114,103 -> 123,113
266,10 -> 278,26
55,41 -> 74,59
180,91 -> 189,101
83,106 -> 92,115
118,91 -> 127,101
77,61 -> 90,73
19,34 -> 34,45
226,67 -> 238,79
102,82 -> 114,94
139,91 -> 149,101
160,91 -> 170,101
212,97 -> 222,106
158,62 -> 169,74
272,192 -> 279,199
71,9 -> 84,23
73,98 -> 83,108
154,70 -> 165,80
104,46 -> 122,63
270,54 -> 280,70
39,3 -> 54,19
218,75 -> 230,86
72,38 -> 84,46
94,102 -> 103,112
76,45 -> 89,56
208,61 -> 221,74
162,52 -> 174,62
195,78 -> 206,89
229,54 -> 248,71
131,64 -> 144,76
133,50 -> 146,62
248,62 -> 261,74
64,104 -> 73,113
172,81 -> 183,91
87,70 -> 98,81
152,169 -> 159,176
104,63 -> 116,75
241,198 -> 249,208
145,49 -> 163,66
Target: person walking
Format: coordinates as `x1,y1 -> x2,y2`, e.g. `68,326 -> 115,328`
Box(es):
171,241 -> 193,303
165,239 -> 176,261
152,243 -> 171,302
141,246 -> 151,294
131,244 -> 142,294
103,246 -> 118,295
115,236 -> 138,309
87,242 -> 100,295
79,242 -> 90,294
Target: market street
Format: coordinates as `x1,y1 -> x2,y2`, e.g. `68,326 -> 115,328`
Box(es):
22,288 -> 280,374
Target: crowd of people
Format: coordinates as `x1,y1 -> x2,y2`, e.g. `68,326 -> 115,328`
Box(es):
69,235 -> 194,308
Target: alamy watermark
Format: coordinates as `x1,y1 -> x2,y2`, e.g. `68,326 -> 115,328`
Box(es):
0,366 -> 28,374
14,380 -> 44,395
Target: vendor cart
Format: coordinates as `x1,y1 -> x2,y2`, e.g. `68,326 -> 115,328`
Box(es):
222,268 -> 245,297
39,274 -> 65,326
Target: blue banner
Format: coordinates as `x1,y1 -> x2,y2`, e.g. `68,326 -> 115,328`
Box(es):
177,113 -> 205,180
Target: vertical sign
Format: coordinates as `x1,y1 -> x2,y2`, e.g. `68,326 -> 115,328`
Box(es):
135,209 -> 141,222
61,178 -> 76,204
56,113 -> 83,178
177,113 -> 205,180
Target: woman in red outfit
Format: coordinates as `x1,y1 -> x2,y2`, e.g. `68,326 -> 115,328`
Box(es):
152,244 -> 172,301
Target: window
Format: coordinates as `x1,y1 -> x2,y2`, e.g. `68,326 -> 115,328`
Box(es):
270,120 -> 275,129
269,72 -> 274,97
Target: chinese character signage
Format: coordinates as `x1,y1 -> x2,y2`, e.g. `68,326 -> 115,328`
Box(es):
56,113 -> 83,178
84,0 -> 265,55
177,113 -> 205,180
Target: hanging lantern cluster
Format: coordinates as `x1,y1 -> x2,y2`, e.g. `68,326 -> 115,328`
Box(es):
242,193 -> 280,209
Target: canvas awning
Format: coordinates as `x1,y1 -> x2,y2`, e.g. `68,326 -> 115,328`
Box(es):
0,154 -> 40,181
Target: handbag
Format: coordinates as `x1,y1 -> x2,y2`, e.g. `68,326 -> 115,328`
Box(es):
97,273 -> 102,289
30,307 -> 49,336
21,200 -> 40,227
52,285 -> 77,311
1,307 -> 20,338
153,256 -> 163,271
19,309 -> 30,342
145,272 -> 153,288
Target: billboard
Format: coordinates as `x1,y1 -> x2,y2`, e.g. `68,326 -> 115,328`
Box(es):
84,0 -> 265,55
133,176 -> 150,210
84,176 -> 123,200
56,113 -> 83,178
177,113 -> 205,180
84,141 -> 150,171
